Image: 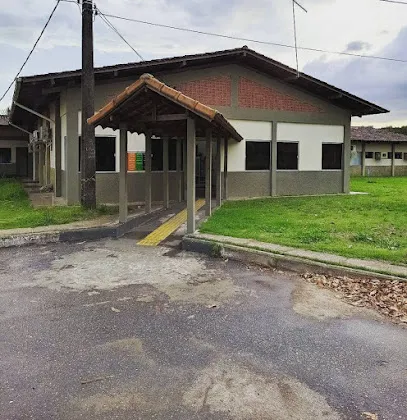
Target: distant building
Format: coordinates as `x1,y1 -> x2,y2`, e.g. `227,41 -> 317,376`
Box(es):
0,115 -> 31,178
351,126 -> 407,177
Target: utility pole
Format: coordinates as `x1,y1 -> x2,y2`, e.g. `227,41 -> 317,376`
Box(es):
81,0 -> 96,209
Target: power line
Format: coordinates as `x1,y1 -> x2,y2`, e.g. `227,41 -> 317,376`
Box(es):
0,0 -> 61,103
380,0 -> 407,4
100,12 -> 407,64
95,7 -> 144,61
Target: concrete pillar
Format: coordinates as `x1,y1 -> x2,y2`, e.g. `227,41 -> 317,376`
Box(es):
205,129 -> 212,216
119,125 -> 128,223
187,118 -> 196,234
33,150 -> 39,182
45,144 -> 50,185
391,143 -> 396,177
215,136 -> 222,207
38,145 -> 44,186
343,123 -> 351,193
361,142 -> 366,177
271,122 -> 277,196
163,136 -> 169,209
176,138 -> 182,203
183,138 -> 187,201
65,108 -> 80,204
54,98 -> 62,197
223,137 -> 228,200
145,131 -> 152,213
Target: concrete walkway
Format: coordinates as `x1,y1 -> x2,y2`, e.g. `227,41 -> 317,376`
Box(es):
193,233 -> 407,279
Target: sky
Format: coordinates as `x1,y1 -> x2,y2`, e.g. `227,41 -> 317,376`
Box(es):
0,0 -> 406,127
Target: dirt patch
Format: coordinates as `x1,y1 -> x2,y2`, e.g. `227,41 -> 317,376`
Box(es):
30,240 -> 244,306
302,273 -> 407,324
183,359 -> 341,420
292,282 -> 382,321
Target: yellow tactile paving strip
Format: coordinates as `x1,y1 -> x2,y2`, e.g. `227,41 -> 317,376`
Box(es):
138,199 -> 205,246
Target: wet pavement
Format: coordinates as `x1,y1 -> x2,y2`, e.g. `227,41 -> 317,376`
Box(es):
1,238 -> 406,419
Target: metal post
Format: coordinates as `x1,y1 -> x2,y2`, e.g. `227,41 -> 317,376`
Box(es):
81,0 -> 96,209
163,136 -> 169,209
205,129 -> 212,216
119,125 -> 128,223
145,131 -> 152,213
187,118 -> 196,234
183,137 -> 187,201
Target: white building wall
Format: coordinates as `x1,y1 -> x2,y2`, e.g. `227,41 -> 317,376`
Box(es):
277,123 -> 344,171
77,111 -> 145,172
227,120 -> 272,172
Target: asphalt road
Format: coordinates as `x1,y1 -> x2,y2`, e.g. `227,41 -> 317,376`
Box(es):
0,238 -> 406,420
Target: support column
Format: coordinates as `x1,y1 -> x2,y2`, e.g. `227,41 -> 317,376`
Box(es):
176,138 -> 182,203
38,145 -> 44,186
54,98 -> 62,197
223,137 -> 228,200
271,122 -> 277,196
163,136 -> 169,209
343,123 -> 351,193
33,149 -> 39,182
119,125 -> 128,223
391,143 -> 396,177
183,137 -> 187,201
205,129 -> 212,216
215,136 -> 222,207
45,144 -> 50,185
187,118 -> 196,234
145,131 -> 152,213
361,142 -> 366,177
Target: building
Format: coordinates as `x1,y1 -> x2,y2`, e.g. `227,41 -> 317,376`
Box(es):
351,126 -> 407,177
0,115 -> 31,178
9,46 -> 387,206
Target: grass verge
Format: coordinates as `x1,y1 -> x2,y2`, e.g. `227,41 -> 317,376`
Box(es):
200,177 -> 407,265
0,178 -> 115,230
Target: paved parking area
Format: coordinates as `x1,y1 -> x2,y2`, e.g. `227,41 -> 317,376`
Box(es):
1,238 -> 406,419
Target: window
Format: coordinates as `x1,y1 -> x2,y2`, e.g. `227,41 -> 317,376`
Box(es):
322,144 -> 343,170
151,138 -> 163,171
245,141 -> 271,170
365,152 -> 373,159
169,138 -> 180,171
387,152 -> 393,159
277,142 -> 298,170
79,136 -> 116,171
0,148 -> 11,164
395,152 -> 402,159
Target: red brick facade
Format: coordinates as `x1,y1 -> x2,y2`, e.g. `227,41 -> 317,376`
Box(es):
176,76 -> 232,107
238,77 -> 322,112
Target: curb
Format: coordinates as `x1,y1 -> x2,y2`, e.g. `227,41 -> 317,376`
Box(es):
182,236 -> 407,282
0,207 -> 165,249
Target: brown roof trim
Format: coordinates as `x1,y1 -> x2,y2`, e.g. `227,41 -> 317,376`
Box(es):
13,46 -> 388,118
88,74 -> 243,142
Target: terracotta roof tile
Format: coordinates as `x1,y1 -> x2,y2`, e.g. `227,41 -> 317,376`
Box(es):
351,126 -> 407,143
88,74 -> 238,140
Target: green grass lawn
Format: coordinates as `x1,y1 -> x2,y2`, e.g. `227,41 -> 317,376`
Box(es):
0,179 -> 114,230
201,177 -> 407,265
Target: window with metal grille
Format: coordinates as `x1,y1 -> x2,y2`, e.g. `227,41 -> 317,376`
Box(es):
245,141 -> 271,170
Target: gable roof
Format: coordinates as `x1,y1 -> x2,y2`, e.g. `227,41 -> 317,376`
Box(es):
351,126 -> 407,143
10,46 -> 388,128
88,73 -> 243,141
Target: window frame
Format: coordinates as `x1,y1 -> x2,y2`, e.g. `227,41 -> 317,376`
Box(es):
365,151 -> 374,159
322,143 -> 343,170
0,148 -> 12,164
395,152 -> 402,160
245,140 -> 271,171
78,135 -> 117,172
277,141 -> 299,171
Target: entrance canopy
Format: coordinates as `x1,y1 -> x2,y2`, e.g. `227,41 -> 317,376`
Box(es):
88,73 -> 242,234
88,73 -> 242,141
